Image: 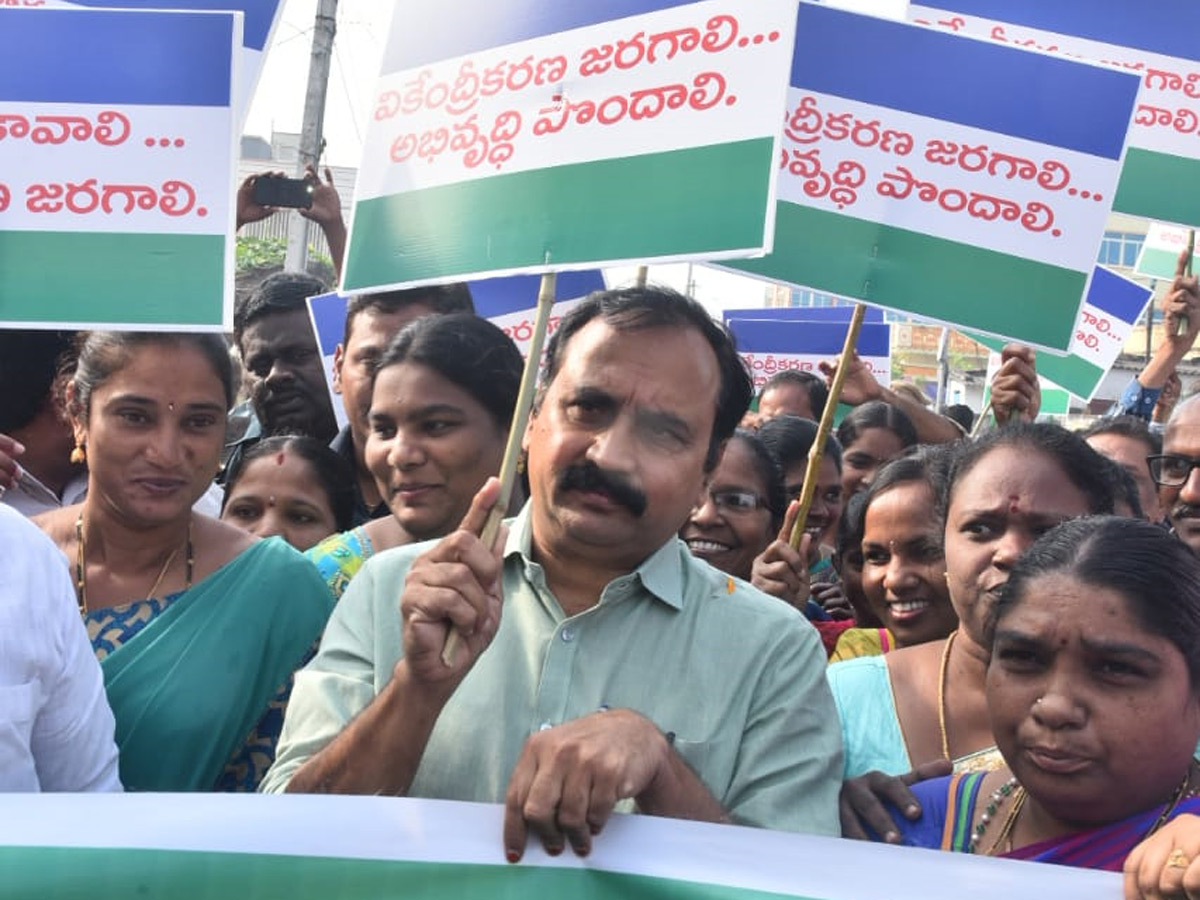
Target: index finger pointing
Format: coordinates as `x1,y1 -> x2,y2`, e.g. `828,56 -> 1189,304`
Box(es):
459,477 -> 503,537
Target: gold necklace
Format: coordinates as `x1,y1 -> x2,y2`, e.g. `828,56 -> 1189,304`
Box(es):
972,769 -> 1192,856
987,784 -> 1026,855
75,511 -> 194,615
937,631 -> 957,760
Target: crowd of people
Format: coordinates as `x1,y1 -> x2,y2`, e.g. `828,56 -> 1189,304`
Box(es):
5,177 -> 1200,897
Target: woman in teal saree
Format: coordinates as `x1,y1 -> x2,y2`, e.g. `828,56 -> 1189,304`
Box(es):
36,332 -> 333,791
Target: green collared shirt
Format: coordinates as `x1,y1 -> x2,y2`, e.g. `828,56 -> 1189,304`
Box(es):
264,504 -> 842,835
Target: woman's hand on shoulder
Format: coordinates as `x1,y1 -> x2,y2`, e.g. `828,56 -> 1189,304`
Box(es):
840,758 -> 952,842
1125,814 -> 1200,899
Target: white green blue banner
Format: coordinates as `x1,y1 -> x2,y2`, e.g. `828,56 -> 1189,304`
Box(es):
0,7 -> 240,330
5,0 -> 283,127
1135,221 -> 1199,280
0,794 -> 1118,899
909,1 -> 1200,228
726,315 -> 892,391
726,2 -> 1141,352
342,0 -> 798,293
971,265 -> 1152,403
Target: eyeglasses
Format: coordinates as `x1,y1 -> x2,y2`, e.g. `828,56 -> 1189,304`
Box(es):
697,489 -> 767,515
1147,454 -> 1200,487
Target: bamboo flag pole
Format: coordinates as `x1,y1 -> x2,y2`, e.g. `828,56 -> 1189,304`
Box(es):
1178,229 -> 1196,337
635,265 -> 649,287
968,400 -> 992,438
441,271 -> 558,666
788,302 -> 867,549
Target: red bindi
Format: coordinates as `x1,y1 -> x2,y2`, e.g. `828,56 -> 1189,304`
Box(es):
275,452 -> 286,466
1007,495 -> 1021,515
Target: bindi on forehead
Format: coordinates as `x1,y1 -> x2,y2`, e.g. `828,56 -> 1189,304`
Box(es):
1008,494 -> 1021,515
276,451 -> 287,466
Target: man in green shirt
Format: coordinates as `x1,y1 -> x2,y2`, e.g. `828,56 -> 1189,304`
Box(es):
263,286 -> 843,859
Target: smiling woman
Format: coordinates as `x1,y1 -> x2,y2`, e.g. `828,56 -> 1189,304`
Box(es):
833,424 -> 1117,782
306,314 -> 523,599
32,332 -> 334,792
751,416 -> 851,631
680,429 -> 784,582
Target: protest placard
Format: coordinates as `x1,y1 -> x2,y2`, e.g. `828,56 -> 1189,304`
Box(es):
5,0 -> 283,126
725,2 -> 1141,352
341,0 -> 797,293
469,269 -> 607,356
0,7 -> 240,330
726,316 -> 891,391
909,1 -> 1200,229
970,266 -> 1152,402
0,794 -> 1118,900
1136,221 -> 1200,280
307,270 -> 607,430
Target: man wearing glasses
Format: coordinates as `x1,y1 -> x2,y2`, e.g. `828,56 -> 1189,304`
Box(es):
1150,394 -> 1200,553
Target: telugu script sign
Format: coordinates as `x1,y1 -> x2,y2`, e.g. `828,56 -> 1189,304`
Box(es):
726,2 -> 1141,352
341,0 -> 797,293
726,315 -> 891,391
910,0 -> 1200,228
0,7 -> 239,329
1135,221 -> 1199,280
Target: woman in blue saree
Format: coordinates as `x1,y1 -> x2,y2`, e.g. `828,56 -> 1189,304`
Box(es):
880,517 -> 1200,895
35,332 -> 333,791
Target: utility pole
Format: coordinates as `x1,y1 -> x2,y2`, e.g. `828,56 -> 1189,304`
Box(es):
285,0 -> 338,274
934,326 -> 950,410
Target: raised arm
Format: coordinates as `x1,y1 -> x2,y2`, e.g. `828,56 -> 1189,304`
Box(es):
820,352 -> 963,444
300,165 -> 347,281
269,480 -> 505,796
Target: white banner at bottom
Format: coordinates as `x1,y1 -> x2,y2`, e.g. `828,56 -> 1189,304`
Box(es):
0,794 -> 1118,898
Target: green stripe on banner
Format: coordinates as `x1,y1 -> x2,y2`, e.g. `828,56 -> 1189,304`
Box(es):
0,232 -> 225,326
0,847 -> 818,900
973,333 -> 1105,400
1115,147 -> 1200,227
728,203 -> 1085,350
343,139 -> 774,290
1137,246 -> 1183,280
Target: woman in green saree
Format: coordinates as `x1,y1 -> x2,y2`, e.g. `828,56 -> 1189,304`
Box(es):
35,332 -> 333,791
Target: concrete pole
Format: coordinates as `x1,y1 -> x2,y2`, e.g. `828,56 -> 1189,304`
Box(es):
285,0 -> 338,274
934,326 -> 950,410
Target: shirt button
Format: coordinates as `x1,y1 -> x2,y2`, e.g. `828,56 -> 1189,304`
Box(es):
538,721 -> 553,731
561,628 -> 575,642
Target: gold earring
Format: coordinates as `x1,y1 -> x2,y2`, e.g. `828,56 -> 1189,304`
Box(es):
70,442 -> 86,465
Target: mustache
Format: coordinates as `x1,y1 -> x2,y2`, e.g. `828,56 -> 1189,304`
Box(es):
1171,501 -> 1200,522
558,462 -> 647,517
